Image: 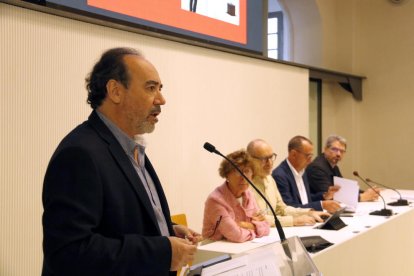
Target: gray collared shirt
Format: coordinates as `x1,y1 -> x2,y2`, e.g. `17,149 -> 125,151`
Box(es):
97,111 -> 170,236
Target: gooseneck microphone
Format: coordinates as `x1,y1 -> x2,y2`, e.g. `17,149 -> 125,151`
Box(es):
353,171 -> 393,216
366,178 -> 409,206
203,142 -> 297,264
203,142 -> 286,241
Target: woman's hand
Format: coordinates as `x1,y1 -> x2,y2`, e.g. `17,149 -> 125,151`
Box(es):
251,210 -> 266,222
238,221 -> 255,230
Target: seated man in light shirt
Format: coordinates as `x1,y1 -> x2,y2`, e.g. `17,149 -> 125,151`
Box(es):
272,135 -> 341,214
246,139 -> 329,227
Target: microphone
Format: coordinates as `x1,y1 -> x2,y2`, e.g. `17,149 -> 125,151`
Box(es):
203,142 -> 219,155
353,171 -> 393,216
203,142 -> 286,241
366,178 -> 409,206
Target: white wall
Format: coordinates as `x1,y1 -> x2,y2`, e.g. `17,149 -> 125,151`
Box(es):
0,3 -> 309,275
280,0 -> 323,66
354,0 -> 414,188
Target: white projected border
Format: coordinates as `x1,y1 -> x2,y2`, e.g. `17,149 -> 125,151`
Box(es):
181,0 -> 240,25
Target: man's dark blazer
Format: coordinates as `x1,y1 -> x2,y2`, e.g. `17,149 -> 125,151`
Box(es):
272,159 -> 324,211
42,111 -> 176,276
306,153 -> 342,194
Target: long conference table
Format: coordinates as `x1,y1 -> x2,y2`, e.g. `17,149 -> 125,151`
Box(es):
194,189 -> 414,276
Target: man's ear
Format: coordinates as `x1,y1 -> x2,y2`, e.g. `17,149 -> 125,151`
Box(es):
106,79 -> 122,104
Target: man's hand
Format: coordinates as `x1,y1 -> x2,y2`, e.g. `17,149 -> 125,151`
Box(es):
360,187 -> 382,202
321,200 -> 342,214
323,185 -> 341,200
173,225 -> 203,244
293,215 -> 316,226
169,237 -> 197,271
308,210 -> 330,222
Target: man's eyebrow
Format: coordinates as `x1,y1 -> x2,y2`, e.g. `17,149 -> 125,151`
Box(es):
145,80 -> 160,86
146,80 -> 163,90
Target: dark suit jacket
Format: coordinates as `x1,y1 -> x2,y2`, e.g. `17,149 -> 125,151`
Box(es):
42,111 -> 176,276
272,160 -> 323,211
306,154 -> 342,194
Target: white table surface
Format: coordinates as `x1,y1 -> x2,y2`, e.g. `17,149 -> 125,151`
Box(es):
195,189 -> 414,276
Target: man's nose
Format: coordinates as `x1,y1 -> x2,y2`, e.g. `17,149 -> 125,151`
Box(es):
155,91 -> 166,105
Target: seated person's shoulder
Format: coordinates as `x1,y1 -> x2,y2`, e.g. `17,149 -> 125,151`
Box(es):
272,163 -> 285,178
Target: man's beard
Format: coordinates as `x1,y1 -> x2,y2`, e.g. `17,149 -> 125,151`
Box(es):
137,121 -> 155,134
136,106 -> 160,134
328,158 -> 339,167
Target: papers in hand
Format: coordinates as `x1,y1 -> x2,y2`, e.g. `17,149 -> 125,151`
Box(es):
333,176 -> 359,212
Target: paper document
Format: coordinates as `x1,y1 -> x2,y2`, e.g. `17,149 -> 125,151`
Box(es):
198,240 -> 266,254
252,234 -> 280,244
333,176 -> 359,212
201,247 -> 282,276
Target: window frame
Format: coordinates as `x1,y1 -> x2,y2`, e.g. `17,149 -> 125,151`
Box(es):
267,11 -> 283,60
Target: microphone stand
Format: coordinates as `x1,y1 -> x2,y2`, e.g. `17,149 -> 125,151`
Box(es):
366,178 -> 409,206
353,172 -> 393,216
203,142 -> 293,260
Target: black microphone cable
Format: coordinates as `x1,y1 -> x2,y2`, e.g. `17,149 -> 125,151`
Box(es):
353,171 -> 393,216
366,178 -> 409,206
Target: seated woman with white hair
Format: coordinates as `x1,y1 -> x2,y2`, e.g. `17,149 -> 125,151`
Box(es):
202,149 -> 270,243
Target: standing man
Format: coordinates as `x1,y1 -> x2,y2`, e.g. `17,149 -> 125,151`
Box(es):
307,135 -> 379,202
246,139 -> 328,227
272,136 -> 341,214
42,48 -> 200,276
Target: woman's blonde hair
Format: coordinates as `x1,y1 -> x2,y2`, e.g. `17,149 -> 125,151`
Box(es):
218,149 -> 253,178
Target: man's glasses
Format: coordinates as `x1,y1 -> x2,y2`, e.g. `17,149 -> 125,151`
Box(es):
251,153 -> 277,163
329,147 -> 346,154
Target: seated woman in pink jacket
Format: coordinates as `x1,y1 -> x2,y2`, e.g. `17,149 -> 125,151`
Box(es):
202,149 -> 270,243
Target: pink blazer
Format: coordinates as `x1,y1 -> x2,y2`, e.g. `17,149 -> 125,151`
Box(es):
202,182 -> 270,243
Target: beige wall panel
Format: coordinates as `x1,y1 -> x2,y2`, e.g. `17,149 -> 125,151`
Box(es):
321,82 -> 360,179
317,0 -> 414,190
354,0 -> 414,189
0,3 -> 309,275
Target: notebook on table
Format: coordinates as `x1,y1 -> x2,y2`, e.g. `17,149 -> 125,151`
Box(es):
315,207 -> 347,230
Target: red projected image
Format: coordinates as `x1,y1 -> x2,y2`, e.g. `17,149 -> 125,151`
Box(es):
87,0 -> 247,44
181,0 -> 240,26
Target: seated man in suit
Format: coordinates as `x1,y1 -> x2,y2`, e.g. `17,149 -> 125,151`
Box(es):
306,134 -> 379,202
246,139 -> 329,227
272,136 -> 341,214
